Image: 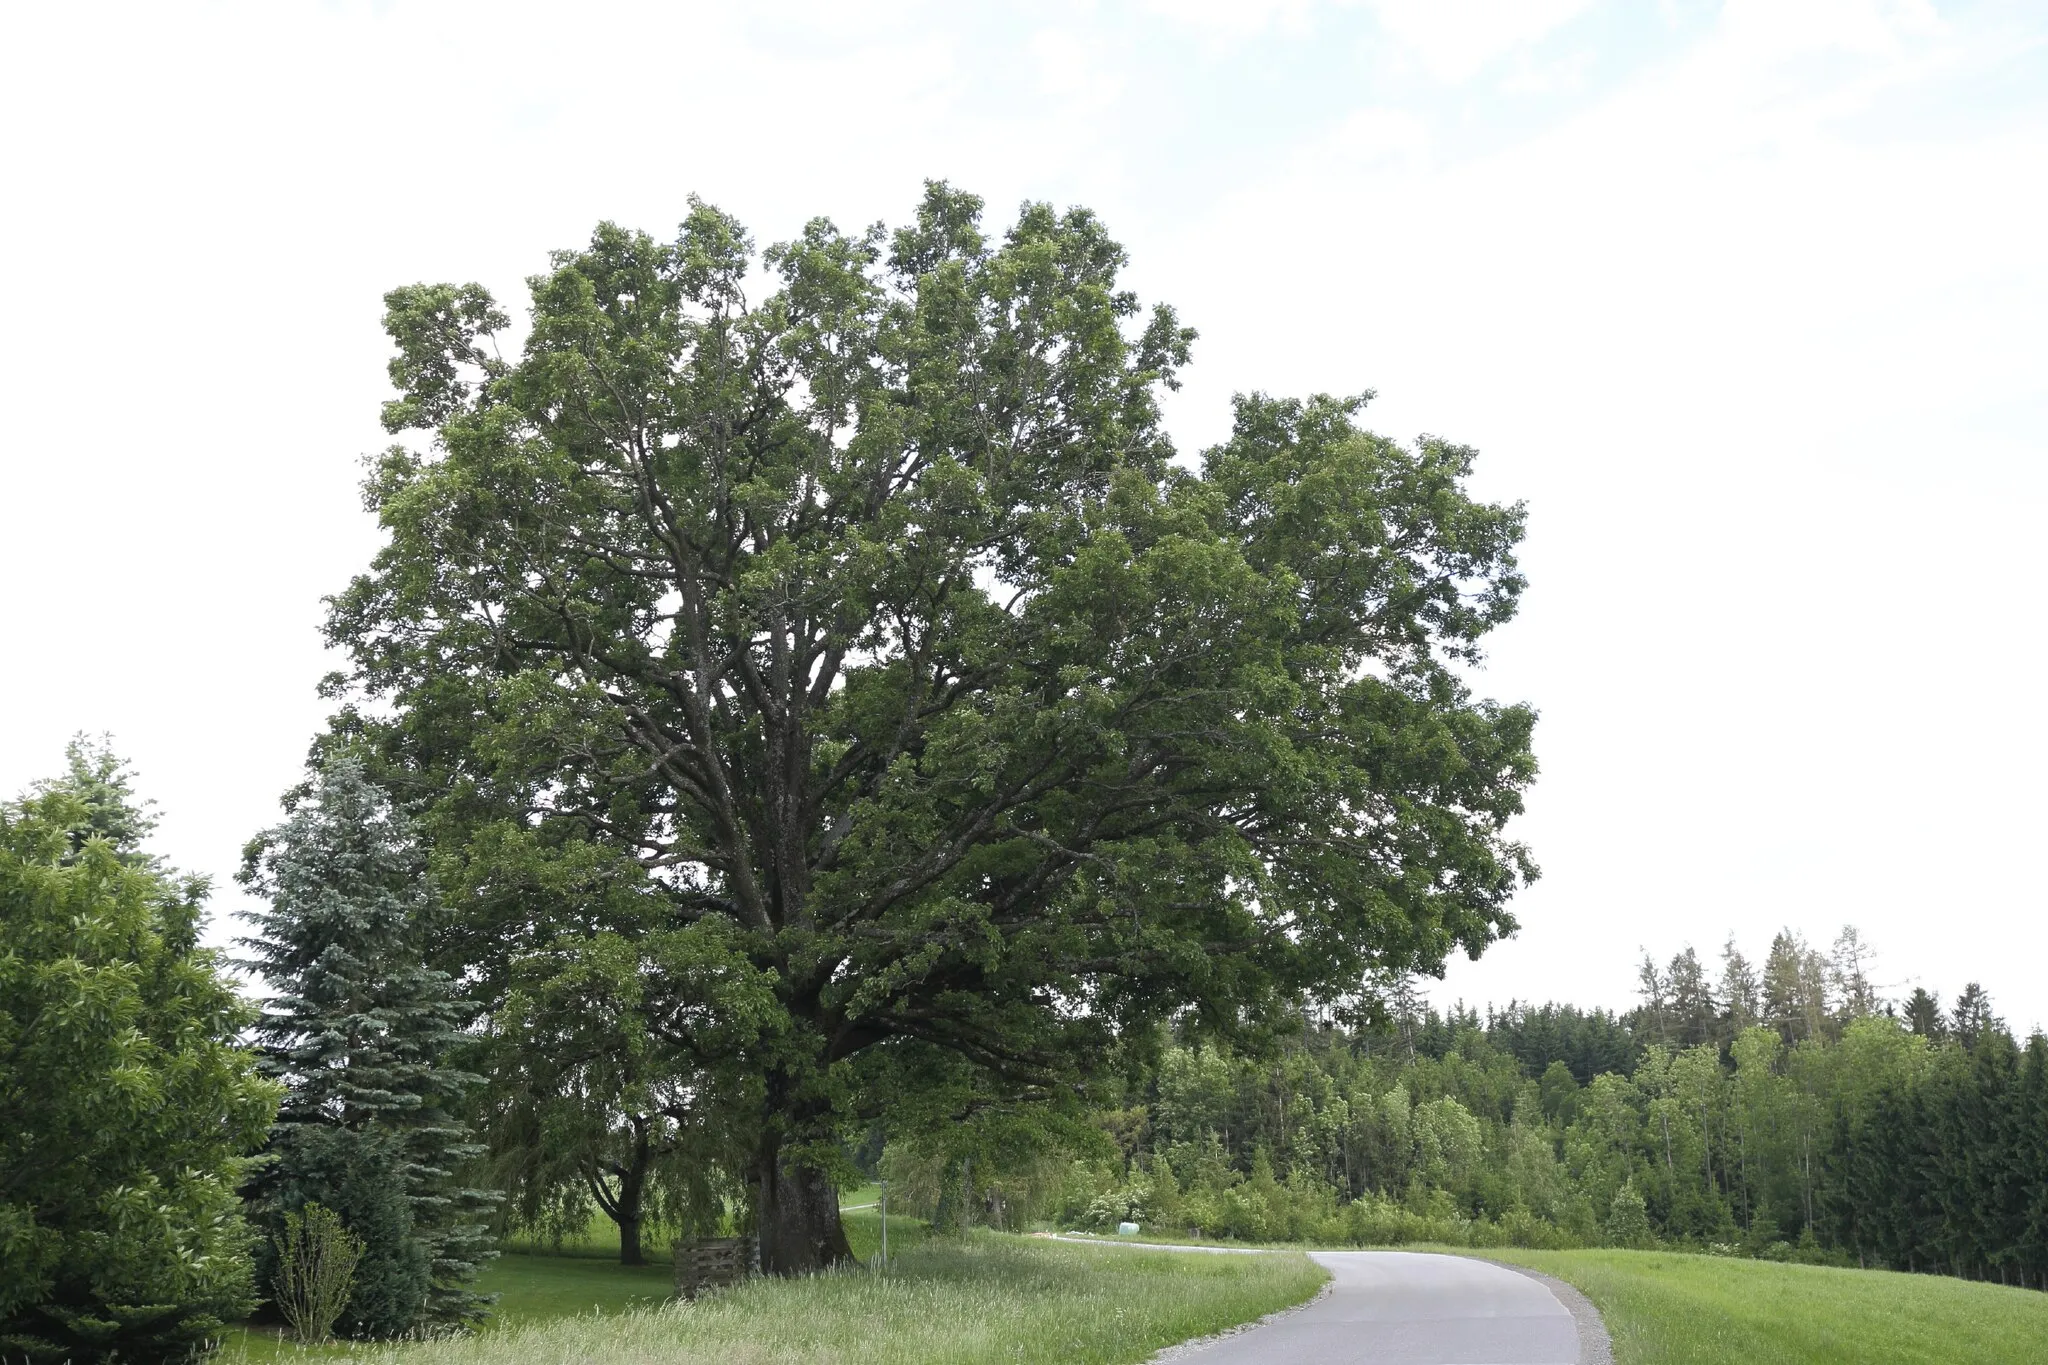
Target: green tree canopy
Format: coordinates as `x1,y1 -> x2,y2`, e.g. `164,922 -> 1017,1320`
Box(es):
327,183 -> 1537,1270
0,755 -> 276,1363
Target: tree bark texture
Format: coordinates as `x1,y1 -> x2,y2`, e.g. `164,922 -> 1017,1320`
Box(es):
756,1135 -> 851,1274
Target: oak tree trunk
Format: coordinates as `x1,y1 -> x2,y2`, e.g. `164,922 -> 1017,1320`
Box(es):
757,1133 -> 852,1275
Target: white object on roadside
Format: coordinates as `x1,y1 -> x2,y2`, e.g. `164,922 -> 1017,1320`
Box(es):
1116,1221 -> 1140,1236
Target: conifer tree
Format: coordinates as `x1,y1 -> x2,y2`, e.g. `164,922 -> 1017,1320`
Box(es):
1635,955 -> 1671,1047
28,735 -> 163,864
2018,1040 -> 2048,1289
1718,938 -> 1760,1039
239,755 -> 495,1336
1951,983 -> 2002,1050
1761,931 -> 1815,1042
1973,1031 -> 2027,1286
1665,947 -> 1718,1048
1904,986 -> 1946,1040
1828,926 -> 1879,1021
1795,942 -> 1834,1044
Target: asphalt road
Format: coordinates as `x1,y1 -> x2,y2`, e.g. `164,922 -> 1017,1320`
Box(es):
1166,1250 -> 1589,1365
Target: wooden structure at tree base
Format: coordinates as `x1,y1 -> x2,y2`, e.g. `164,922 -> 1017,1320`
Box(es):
673,1235 -> 759,1299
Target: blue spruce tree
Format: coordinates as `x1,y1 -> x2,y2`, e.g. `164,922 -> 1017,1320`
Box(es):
239,755 -> 495,1336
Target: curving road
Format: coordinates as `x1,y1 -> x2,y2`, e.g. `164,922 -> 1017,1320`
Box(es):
1169,1250 -> 1594,1365
1050,1239 -> 1605,1365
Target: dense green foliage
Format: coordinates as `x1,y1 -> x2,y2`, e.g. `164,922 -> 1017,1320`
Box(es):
0,744 -> 277,1363
323,183 -> 1537,1270
1829,1022 -> 2048,1283
240,756 -> 498,1335
1487,1248 -> 2048,1365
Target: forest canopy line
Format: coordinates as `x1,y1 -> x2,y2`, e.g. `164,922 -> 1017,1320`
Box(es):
924,928 -> 2046,1295
322,182 -> 1540,1274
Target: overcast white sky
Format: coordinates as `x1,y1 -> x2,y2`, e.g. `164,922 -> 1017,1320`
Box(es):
4,0 -> 2044,1030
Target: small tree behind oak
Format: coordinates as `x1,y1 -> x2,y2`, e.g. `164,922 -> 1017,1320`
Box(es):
273,1204 -> 365,1346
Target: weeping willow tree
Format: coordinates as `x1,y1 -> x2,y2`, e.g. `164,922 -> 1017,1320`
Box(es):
483,922 -> 775,1263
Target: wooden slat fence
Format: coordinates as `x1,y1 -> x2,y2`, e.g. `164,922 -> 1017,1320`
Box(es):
673,1235 -> 758,1299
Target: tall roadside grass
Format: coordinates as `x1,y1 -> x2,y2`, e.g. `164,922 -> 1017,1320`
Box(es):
220,1206 -> 934,1360
341,1233 -> 1321,1365
1478,1248 -> 2048,1365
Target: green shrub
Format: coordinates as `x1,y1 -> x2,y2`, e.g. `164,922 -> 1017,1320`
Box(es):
256,1126 -> 432,1339
1081,1187 -> 1150,1231
0,760 -> 278,1364
240,756 -> 496,1334
274,1203 -> 366,1344
1605,1180 -> 1655,1249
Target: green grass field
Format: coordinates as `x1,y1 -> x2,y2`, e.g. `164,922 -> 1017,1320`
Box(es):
216,1252 -> 680,1362
837,1182 -> 883,1209
215,1202 -> 1304,1364
219,1199 -> 935,1360
222,1233 -> 1319,1365
1480,1248 -> 2048,1365
222,1202 -> 2048,1365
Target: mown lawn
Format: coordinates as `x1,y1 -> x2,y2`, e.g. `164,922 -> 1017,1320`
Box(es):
1480,1248 -> 2048,1365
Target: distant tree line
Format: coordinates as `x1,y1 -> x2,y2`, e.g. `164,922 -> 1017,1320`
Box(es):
885,931 -> 2048,1292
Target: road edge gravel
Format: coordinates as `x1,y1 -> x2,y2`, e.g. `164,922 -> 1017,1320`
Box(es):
1471,1258 -> 1615,1365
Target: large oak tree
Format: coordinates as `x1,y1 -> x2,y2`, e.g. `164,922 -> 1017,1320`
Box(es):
327,184 -> 1537,1271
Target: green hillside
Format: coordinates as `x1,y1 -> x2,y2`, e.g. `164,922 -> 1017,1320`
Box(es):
1485,1248 -> 2048,1365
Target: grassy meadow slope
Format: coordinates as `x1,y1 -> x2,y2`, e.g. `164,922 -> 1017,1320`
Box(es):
1481,1248 -> 2048,1365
